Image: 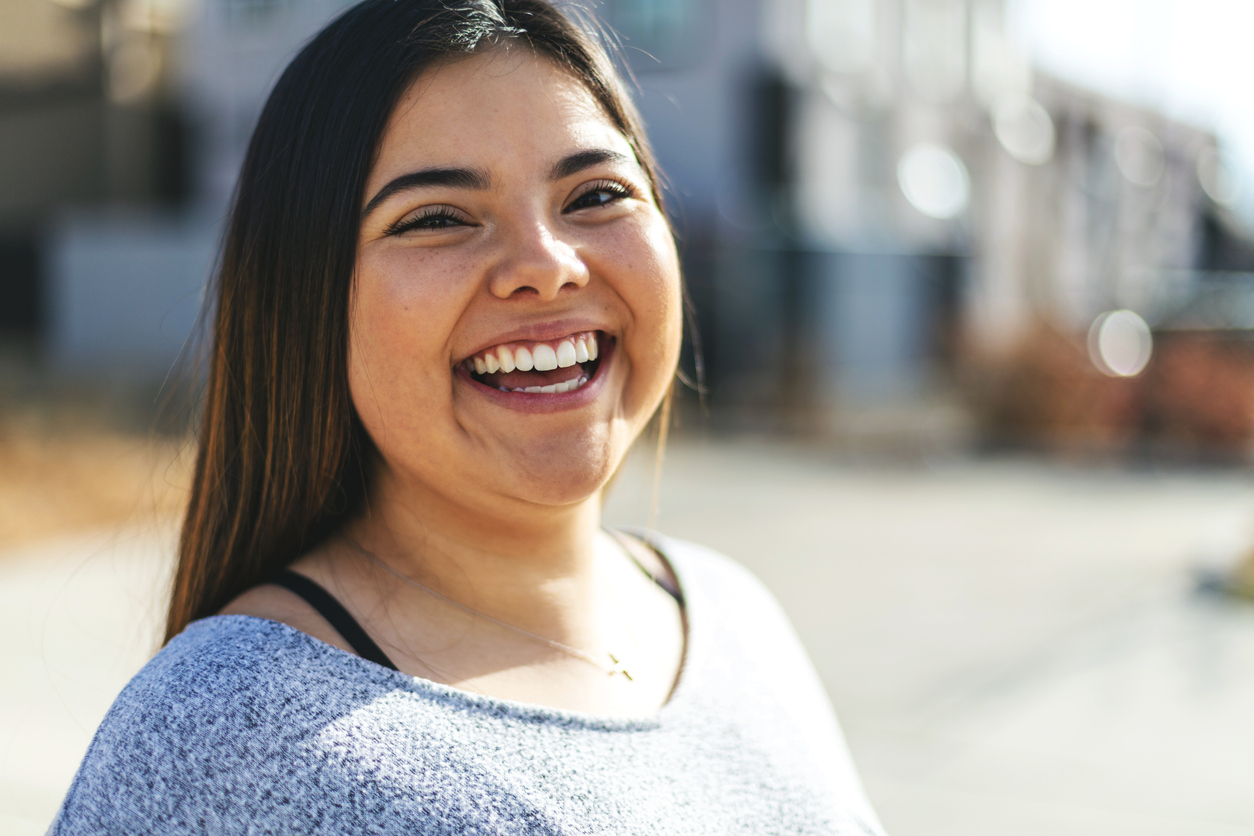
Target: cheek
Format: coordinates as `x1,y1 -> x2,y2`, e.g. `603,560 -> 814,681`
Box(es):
348,250 -> 476,422
594,216 -> 682,421
614,218 -> 683,359
652,226 -> 684,348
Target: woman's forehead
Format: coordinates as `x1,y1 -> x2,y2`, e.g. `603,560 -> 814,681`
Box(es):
369,50 -> 632,186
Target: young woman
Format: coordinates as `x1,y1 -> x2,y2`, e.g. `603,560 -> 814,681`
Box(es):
50,2 -> 886,833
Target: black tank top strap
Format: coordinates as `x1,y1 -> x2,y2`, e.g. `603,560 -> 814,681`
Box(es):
270,570 -> 400,671
605,528 -> 685,605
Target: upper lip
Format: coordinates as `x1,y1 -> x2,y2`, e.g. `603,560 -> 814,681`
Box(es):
456,318 -> 611,364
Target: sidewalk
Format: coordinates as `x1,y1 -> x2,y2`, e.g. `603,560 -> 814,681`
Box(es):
4,441 -> 1254,834
0,525 -> 173,835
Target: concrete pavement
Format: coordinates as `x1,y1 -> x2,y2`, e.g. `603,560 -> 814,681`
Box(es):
0,525 -> 172,835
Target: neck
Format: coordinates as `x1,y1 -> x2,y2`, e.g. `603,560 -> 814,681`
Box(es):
340,464 -> 607,638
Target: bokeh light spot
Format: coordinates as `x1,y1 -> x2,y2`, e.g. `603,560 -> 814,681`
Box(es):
897,143 -> 970,219
993,97 -> 1056,165
1088,309 -> 1153,377
1197,146 -> 1241,207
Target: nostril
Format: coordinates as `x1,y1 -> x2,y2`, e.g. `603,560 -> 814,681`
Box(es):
509,281 -> 579,299
487,251 -> 587,299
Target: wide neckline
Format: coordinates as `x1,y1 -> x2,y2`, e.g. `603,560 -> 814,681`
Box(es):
194,531 -> 699,731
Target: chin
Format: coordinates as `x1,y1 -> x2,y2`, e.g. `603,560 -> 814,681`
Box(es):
494,423 -> 625,508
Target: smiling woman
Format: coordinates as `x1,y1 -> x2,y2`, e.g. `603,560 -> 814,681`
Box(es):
47,2 -> 886,834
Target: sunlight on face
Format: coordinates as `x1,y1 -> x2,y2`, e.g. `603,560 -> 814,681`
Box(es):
350,48 -> 682,515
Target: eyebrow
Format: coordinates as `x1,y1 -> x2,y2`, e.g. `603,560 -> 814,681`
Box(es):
550,148 -> 635,180
361,148 -> 636,220
361,166 -> 492,219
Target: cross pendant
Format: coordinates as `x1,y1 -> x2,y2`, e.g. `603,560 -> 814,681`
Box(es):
607,653 -> 633,681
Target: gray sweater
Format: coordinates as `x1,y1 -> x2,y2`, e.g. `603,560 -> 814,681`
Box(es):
49,536 -> 886,835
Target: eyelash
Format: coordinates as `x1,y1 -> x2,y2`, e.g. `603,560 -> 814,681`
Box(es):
383,206 -> 467,237
568,178 -> 638,210
383,178 -> 638,237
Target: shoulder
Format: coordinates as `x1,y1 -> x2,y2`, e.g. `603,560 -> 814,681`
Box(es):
92,616 -> 334,728
650,534 -> 889,834
74,614 -> 379,747
132,614 -> 384,710
49,617 -> 390,835
650,533 -> 831,718
219,576 -> 357,655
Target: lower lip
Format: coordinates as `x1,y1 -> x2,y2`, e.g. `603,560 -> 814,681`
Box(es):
456,336 -> 616,413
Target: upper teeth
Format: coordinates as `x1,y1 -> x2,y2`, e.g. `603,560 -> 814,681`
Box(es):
470,332 -> 598,376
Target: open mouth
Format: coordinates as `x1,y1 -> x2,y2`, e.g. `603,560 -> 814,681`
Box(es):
463,331 -> 606,394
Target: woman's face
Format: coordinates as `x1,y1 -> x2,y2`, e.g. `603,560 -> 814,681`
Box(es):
351,50 -> 682,515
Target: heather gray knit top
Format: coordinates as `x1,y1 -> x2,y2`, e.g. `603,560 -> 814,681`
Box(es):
50,536 -> 886,835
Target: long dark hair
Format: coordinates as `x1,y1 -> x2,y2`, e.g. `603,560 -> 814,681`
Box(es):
166,0 -> 668,642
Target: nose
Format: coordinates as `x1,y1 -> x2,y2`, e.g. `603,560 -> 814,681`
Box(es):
486,219 -> 589,301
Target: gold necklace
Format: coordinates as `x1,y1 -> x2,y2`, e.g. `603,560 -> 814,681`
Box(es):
340,535 -> 635,681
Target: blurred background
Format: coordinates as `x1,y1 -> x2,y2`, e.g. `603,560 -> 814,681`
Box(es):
3,0 -> 1254,833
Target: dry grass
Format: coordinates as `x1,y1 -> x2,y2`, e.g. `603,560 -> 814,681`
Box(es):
0,426 -> 195,550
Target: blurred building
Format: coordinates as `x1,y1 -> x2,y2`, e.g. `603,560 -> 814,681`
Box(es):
2,0 -> 1253,445
0,0 -> 352,378
0,0 -> 204,377
610,0 -> 1254,445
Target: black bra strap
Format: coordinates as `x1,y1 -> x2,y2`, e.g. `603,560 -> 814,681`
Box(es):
271,571 -> 399,671
605,528 -> 685,605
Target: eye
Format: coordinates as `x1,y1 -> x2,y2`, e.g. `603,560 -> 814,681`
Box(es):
384,206 -> 472,236
565,179 -> 636,213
